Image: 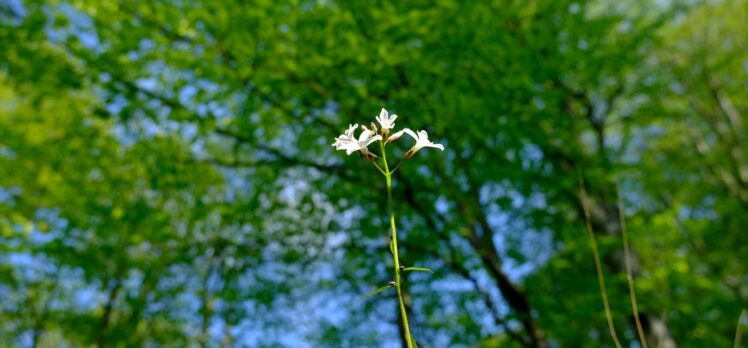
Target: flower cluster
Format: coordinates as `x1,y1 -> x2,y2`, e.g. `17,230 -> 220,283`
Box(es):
331,108 -> 442,347
332,108 -> 444,159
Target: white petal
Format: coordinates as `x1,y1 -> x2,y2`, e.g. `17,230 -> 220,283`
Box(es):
377,108 -> 398,130
362,134 -> 382,147
358,129 -> 373,141
332,124 -> 361,151
425,143 -> 445,151
401,128 -> 418,141
379,108 -> 388,120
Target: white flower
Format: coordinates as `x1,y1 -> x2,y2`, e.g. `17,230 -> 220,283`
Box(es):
375,108 -> 397,132
332,124 -> 358,150
391,128 -> 444,158
332,124 -> 382,155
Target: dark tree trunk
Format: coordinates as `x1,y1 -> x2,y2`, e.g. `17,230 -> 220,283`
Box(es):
96,276 -> 123,348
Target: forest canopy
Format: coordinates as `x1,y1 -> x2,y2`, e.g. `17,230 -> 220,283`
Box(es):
1,0 -> 747,347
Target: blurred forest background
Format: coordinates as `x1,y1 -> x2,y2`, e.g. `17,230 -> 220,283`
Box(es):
1,0 -> 747,347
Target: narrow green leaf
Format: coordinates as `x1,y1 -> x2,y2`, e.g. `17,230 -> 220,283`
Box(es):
357,285 -> 394,301
402,267 -> 433,273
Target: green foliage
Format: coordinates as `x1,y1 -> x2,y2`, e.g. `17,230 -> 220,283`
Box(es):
1,0 -> 746,347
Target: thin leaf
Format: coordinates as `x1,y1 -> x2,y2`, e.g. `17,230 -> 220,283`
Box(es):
357,285 -> 393,301
402,267 -> 433,273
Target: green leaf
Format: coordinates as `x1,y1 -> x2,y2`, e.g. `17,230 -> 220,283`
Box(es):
402,267 -> 433,273
357,285 -> 394,301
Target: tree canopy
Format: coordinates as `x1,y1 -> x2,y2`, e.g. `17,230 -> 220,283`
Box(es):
1,0 -> 746,347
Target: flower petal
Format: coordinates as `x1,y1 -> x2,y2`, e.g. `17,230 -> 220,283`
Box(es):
401,128 -> 418,141
376,108 -> 398,130
425,143 -> 445,151
379,108 -> 388,120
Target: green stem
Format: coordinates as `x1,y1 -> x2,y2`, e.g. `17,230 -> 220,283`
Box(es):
616,181 -> 648,348
371,158 -> 387,176
578,173 -> 622,348
380,141 -> 414,348
736,308 -> 747,348
390,157 -> 407,174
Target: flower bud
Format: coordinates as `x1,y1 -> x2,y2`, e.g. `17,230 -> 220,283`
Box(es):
370,122 -> 378,133
405,148 -> 415,159
388,281 -> 396,287
386,132 -> 402,143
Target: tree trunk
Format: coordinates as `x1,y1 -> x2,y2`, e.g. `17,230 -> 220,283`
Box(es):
467,230 -> 547,348
96,276 -> 123,348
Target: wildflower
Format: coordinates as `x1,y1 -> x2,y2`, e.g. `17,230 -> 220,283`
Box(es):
332,124 -> 358,151
330,107 -> 442,348
332,124 -> 382,156
391,128 -> 445,158
376,108 -> 397,134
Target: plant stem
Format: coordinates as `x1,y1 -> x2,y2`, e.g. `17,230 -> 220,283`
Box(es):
616,181 -> 648,348
578,173 -> 622,348
381,141 -> 414,348
736,308 -> 747,348
390,157 -> 407,174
